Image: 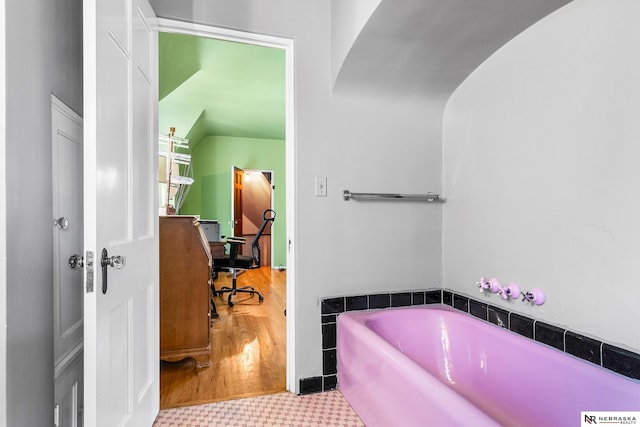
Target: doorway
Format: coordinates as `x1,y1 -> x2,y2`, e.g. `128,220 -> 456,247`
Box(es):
157,19 -> 296,403
233,168 -> 275,265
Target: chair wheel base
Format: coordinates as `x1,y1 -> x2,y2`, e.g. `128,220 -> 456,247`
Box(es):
217,287 -> 265,307
213,269 -> 265,307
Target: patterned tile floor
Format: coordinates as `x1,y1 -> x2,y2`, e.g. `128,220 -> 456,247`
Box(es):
153,390 -> 365,427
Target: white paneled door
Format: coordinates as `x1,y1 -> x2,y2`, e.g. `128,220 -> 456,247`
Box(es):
83,0 -> 159,425
52,96 -> 84,427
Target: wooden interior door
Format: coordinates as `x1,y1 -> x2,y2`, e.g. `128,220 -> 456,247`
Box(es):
242,170 -> 273,266
232,166 -> 244,238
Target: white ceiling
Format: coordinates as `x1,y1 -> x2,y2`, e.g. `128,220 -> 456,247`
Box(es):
334,0 -> 573,98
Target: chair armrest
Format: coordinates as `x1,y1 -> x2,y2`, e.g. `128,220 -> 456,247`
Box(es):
224,237 -> 246,261
226,237 -> 247,244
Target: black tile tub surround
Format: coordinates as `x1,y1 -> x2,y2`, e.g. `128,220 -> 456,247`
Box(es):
442,290 -> 453,306
322,323 -> 336,349
453,294 -> 469,312
426,290 -> 442,304
303,290 -> 640,395
321,297 -> 345,315
369,293 -> 391,309
391,292 -> 412,307
299,376 -> 323,395
345,295 -> 368,311
534,321 -> 564,351
509,313 -> 535,339
321,314 -> 337,325
487,305 -> 509,329
323,375 -> 337,391
412,291 -> 426,305
323,349 -> 337,375
603,344 -> 640,380
469,299 -> 488,321
566,331 -> 601,365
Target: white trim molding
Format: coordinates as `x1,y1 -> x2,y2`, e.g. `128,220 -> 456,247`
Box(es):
0,2 -> 7,424
0,2 -> 7,427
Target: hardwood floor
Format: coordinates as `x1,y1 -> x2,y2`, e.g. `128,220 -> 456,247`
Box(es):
160,267 -> 287,409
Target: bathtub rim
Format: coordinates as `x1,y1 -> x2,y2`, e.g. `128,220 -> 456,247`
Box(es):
337,303 -> 640,385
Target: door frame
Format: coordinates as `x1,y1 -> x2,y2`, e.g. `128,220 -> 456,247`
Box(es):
157,19 -> 297,392
0,3 -> 7,422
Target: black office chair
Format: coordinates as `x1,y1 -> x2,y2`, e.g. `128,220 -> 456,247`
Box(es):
213,209 -> 276,307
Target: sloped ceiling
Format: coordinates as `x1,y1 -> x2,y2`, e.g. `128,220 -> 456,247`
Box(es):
334,0 -> 572,98
157,1 -> 573,144
158,33 -> 286,144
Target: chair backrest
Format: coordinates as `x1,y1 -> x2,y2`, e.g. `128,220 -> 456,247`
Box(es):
250,209 -> 276,267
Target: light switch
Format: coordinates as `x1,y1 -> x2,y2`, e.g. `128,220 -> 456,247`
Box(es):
315,176 -> 327,197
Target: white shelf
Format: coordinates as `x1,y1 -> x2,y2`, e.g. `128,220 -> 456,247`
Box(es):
159,131 -> 193,212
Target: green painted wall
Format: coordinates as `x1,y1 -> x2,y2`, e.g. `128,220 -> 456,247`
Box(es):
158,32 -> 200,101
181,135 -> 287,268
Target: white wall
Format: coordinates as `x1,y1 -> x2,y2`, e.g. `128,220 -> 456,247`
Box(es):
149,0 -> 444,387
4,0 -> 82,425
443,0 -> 640,352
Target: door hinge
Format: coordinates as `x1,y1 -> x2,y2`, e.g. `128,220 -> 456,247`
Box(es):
54,404 -> 60,427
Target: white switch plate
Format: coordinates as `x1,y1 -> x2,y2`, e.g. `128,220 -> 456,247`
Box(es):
315,176 -> 327,197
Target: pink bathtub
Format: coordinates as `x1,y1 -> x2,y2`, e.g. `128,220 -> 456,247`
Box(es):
337,305 -> 640,427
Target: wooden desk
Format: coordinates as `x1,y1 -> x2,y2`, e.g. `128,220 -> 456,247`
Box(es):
159,216 -> 211,368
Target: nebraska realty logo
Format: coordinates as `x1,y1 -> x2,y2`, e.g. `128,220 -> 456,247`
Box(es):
582,412 -> 640,425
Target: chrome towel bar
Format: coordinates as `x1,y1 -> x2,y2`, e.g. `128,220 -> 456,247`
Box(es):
343,190 -> 444,203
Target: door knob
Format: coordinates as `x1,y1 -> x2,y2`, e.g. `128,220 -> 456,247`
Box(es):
103,254 -> 126,269
101,248 -> 126,294
68,254 -> 84,270
53,216 -> 70,230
